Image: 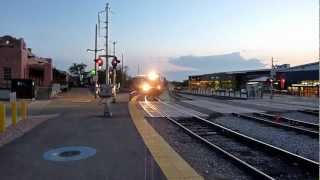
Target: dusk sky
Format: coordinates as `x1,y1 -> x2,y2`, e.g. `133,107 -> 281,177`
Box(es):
1,0 -> 318,80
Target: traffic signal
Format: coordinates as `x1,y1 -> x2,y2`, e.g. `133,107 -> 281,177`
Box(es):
111,57 -> 120,69
95,58 -> 103,69
90,69 -> 96,76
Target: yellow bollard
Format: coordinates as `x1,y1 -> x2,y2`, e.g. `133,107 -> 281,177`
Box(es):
11,101 -> 17,126
20,101 -> 27,120
0,103 -> 5,133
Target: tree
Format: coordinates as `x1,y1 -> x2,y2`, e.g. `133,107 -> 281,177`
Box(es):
68,63 -> 87,77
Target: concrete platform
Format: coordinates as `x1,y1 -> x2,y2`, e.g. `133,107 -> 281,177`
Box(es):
0,89 -> 166,180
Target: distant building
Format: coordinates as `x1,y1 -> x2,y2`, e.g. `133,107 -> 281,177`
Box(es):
188,69 -> 271,91
276,62 -> 319,96
0,35 -> 52,88
188,61 -> 319,96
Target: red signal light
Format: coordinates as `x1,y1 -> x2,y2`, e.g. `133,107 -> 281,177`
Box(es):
95,58 -> 103,66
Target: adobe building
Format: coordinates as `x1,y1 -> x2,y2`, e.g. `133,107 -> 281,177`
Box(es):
0,35 -> 52,88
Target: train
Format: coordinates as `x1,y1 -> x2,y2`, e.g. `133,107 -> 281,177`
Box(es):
130,71 -> 166,97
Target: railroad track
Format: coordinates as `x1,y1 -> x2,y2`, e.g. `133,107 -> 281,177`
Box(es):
232,112 -> 319,138
298,109 -> 319,116
145,97 -> 319,180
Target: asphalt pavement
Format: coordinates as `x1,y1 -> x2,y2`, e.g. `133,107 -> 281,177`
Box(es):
0,88 -> 166,180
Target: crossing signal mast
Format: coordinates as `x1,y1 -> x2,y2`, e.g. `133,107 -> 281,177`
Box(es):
98,2 -> 111,84
111,56 -> 120,103
98,2 -> 121,103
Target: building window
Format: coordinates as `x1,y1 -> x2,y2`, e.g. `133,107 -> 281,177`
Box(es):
3,67 -> 11,80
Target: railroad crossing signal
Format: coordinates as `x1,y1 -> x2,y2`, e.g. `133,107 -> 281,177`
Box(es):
111,57 -> 120,69
95,58 -> 103,69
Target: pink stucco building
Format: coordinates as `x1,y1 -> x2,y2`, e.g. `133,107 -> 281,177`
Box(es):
0,35 -> 52,87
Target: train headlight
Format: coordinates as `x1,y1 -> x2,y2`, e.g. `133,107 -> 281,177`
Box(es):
148,71 -> 159,81
141,83 -> 151,92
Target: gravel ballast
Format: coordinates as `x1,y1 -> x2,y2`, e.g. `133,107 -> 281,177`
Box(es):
209,115 -> 319,162
146,117 -> 253,180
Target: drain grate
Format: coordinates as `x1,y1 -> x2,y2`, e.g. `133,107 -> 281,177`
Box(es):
43,146 -> 96,162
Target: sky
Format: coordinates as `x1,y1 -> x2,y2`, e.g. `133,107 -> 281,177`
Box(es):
0,0 -> 318,80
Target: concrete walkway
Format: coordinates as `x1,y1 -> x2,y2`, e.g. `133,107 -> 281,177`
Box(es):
0,88 -> 166,180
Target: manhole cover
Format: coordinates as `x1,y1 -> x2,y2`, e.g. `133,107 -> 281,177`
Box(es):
43,146 -> 96,162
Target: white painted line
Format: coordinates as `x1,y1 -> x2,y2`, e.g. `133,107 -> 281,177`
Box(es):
139,101 -> 154,117
71,100 -> 92,103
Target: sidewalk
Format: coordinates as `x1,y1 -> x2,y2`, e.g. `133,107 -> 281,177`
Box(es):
0,90 -> 166,180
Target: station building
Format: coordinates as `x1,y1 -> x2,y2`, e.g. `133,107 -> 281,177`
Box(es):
188,61 -> 319,96
188,69 -> 271,91
0,35 -> 53,88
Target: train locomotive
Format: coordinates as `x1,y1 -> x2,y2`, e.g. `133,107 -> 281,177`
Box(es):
131,71 -> 165,97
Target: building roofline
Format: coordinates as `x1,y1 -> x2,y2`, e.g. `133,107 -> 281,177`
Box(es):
189,68 -> 271,78
290,61 -> 319,69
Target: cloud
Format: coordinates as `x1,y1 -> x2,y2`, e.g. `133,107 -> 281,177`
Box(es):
125,55 -> 197,76
164,52 -> 266,81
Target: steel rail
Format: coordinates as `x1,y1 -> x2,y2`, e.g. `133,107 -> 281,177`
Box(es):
232,113 -> 319,138
298,109 -> 319,116
252,112 -> 319,131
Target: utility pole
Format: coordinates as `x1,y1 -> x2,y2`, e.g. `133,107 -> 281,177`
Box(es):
112,41 -> 117,103
87,24 -> 103,98
112,41 -> 116,86
94,24 -> 98,98
112,41 -> 116,56
121,53 -> 124,85
105,2 -> 109,85
270,57 -> 274,99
